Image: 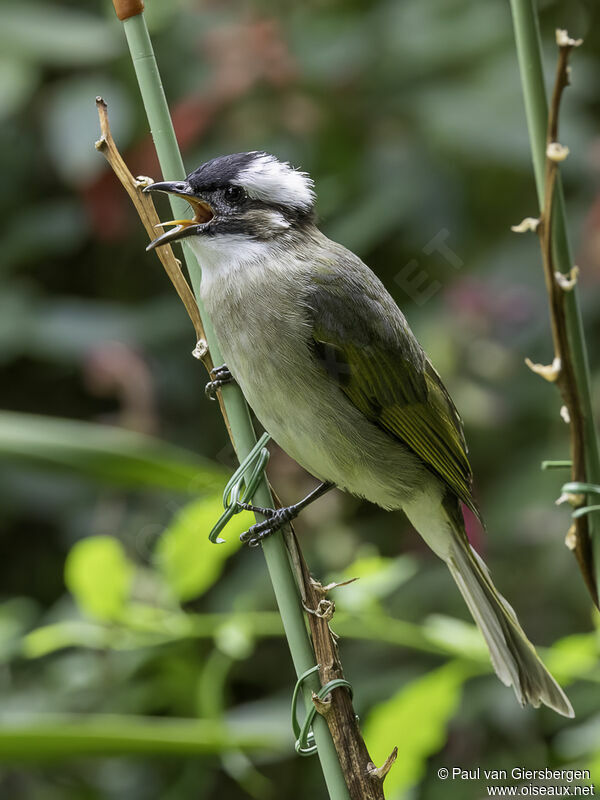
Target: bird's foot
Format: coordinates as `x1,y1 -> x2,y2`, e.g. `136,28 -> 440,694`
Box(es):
237,482 -> 335,547
205,364 -> 234,400
238,504 -> 298,547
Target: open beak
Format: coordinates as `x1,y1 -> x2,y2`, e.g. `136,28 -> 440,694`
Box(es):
143,180 -> 214,250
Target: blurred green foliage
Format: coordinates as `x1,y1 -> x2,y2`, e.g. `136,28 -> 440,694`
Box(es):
1,0 -> 600,799
364,662 -> 467,796
65,535 -> 134,622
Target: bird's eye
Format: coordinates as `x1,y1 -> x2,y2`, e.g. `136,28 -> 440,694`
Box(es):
224,185 -> 245,203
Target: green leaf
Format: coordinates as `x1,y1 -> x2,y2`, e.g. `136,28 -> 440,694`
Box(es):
23,620 -> 127,658
337,554 -> 418,611
543,633 -> 600,682
22,608 -> 201,658
21,611 -> 283,659
423,615 -> 489,662
0,411 -> 224,492
156,494 -> 253,602
588,754 -> 600,791
214,618 -> 256,660
65,537 -> 134,622
364,662 -> 466,798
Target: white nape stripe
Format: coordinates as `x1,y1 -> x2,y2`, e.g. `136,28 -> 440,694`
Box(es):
235,153 -> 315,210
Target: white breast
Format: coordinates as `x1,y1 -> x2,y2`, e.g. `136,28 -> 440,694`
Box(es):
191,237 -> 339,477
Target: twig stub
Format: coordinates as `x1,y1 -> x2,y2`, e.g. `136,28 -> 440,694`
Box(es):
511,217 -> 540,233
367,747 -> 398,783
524,356 -> 561,383
556,29 -> 583,49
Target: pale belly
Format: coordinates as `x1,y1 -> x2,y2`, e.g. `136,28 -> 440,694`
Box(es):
204,293 -> 429,510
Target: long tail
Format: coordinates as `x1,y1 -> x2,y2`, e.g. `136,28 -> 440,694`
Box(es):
406,499 -> 574,717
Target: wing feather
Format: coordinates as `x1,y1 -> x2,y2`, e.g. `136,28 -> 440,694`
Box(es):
305,264 -> 477,515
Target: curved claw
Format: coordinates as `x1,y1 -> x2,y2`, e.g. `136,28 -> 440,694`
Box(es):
204,380 -> 221,401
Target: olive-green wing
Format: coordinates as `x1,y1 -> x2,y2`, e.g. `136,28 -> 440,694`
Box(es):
305,272 -> 477,515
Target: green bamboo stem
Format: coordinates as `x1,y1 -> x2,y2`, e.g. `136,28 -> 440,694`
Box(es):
118,10 -> 349,799
509,0 -> 600,590
0,715 -> 281,760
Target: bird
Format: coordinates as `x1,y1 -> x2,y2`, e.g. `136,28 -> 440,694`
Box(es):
144,150 -> 573,717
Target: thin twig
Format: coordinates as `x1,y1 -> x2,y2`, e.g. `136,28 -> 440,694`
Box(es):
95,98 -> 235,444
95,98 -> 204,348
520,31 -> 596,602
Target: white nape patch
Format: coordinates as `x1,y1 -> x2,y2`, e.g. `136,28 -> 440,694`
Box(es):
235,153 -> 315,210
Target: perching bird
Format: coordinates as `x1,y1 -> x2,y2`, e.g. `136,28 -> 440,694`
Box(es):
145,151 -> 573,717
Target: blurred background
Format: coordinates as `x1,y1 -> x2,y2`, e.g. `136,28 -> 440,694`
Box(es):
1,0 -> 600,798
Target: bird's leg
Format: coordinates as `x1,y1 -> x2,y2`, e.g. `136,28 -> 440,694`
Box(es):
238,481 -> 335,547
205,364 -> 235,400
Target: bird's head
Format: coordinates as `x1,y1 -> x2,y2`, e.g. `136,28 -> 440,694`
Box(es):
144,151 -> 315,251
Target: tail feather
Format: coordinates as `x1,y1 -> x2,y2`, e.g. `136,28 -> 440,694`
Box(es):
447,536 -> 573,717
404,494 -> 573,717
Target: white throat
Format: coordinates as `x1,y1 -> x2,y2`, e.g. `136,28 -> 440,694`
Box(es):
189,234 -> 272,294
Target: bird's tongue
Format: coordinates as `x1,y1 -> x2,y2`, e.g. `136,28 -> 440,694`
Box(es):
155,218 -> 196,229
146,199 -> 214,251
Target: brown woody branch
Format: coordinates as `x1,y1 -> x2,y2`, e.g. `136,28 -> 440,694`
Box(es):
516,31 -> 596,603
288,528 -> 397,799
95,97 -> 237,443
